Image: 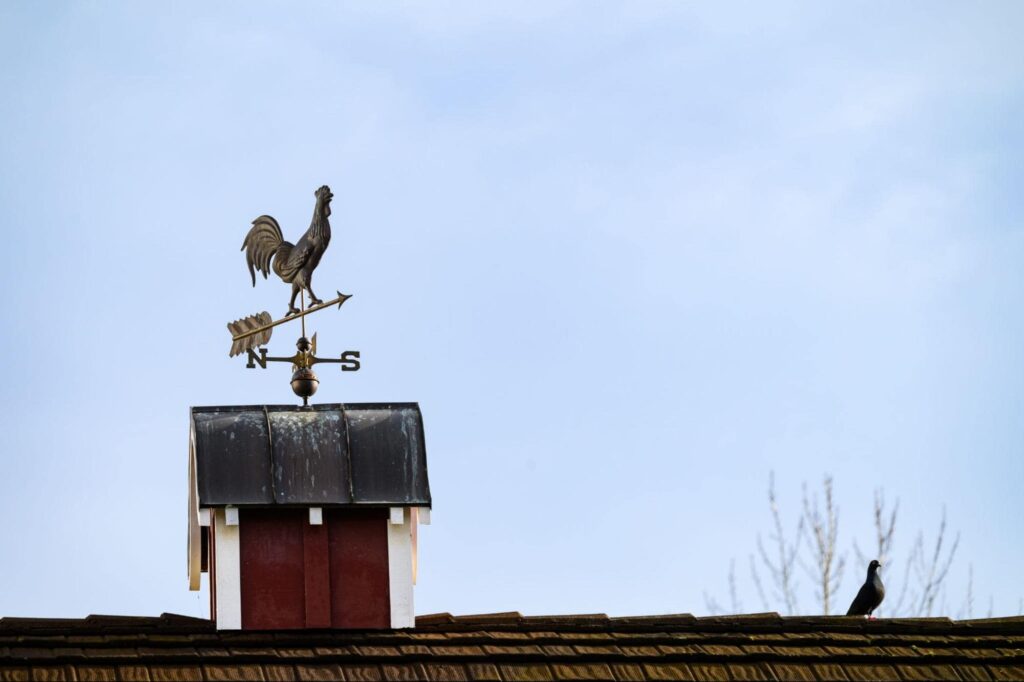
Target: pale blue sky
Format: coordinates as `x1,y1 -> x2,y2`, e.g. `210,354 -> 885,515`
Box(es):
1,2 -> 1022,619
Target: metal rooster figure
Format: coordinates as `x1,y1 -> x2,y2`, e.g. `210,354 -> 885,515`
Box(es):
243,184 -> 333,316
226,184 -> 361,405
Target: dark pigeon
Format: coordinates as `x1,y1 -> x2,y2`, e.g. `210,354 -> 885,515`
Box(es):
847,559 -> 885,616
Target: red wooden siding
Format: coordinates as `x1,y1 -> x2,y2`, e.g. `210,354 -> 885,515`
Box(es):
328,508 -> 391,628
240,509 -> 305,629
303,521 -> 332,628
234,507 -> 390,629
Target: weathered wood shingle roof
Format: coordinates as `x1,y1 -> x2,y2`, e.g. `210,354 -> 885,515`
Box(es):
2,611 -> 1023,681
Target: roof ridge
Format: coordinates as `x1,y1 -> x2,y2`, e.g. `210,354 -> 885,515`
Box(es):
4,612 -> 1024,632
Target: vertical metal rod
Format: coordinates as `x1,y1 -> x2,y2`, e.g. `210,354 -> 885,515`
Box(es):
300,290 -> 309,407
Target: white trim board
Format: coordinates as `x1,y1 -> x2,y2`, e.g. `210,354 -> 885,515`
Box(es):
387,508 -> 415,628
214,508 -> 242,630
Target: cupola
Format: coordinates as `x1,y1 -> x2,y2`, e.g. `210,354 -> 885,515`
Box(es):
187,403 -> 431,629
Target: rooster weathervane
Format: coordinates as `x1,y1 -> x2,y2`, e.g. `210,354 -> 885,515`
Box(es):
226,184 -> 361,405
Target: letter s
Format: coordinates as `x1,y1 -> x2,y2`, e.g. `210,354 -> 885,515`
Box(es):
341,350 -> 361,372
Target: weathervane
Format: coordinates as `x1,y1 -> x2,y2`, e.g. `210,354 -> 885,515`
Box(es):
226,184 -> 360,405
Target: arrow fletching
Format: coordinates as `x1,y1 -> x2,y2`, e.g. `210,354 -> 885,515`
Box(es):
227,311 -> 273,357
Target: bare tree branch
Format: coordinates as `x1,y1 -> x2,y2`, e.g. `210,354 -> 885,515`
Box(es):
853,490 -> 897,566
728,558 -> 742,614
890,531 -> 921,616
853,489 -> 898,616
755,472 -> 803,615
799,476 -> 845,615
911,507 -> 960,617
711,475 -> 973,618
749,554 -> 770,612
957,564 -> 974,620
703,591 -> 722,616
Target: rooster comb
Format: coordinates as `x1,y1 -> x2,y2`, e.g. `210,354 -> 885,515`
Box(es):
315,185 -> 333,198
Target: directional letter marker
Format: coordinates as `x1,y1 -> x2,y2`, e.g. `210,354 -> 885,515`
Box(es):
226,292 -> 360,405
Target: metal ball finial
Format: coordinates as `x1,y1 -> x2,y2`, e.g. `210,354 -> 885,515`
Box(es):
290,366 -> 319,405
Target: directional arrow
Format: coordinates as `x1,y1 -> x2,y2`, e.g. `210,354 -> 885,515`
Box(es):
226,291 -> 352,356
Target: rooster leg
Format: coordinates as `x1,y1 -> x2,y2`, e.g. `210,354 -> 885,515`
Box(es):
306,282 -> 323,307
285,283 -> 301,317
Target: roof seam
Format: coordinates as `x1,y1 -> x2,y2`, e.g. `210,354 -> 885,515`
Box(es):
263,405 -> 277,503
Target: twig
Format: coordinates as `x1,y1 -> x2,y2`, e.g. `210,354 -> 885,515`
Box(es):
728,558 -> 742,614
749,555 -> 770,612
756,472 -> 803,614
703,591 -> 722,616
912,507 -> 960,616
799,476 -> 845,614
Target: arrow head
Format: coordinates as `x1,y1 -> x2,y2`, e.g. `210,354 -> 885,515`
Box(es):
336,292 -> 352,309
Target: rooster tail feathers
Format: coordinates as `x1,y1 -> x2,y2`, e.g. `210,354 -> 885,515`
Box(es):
242,215 -> 285,285
272,242 -> 295,280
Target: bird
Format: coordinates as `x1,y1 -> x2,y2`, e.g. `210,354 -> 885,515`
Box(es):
846,559 -> 885,616
242,185 -> 334,316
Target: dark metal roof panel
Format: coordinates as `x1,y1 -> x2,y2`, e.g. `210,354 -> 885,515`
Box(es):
190,404 -> 430,507
347,405 -> 428,504
267,409 -> 351,504
193,408 -> 274,505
